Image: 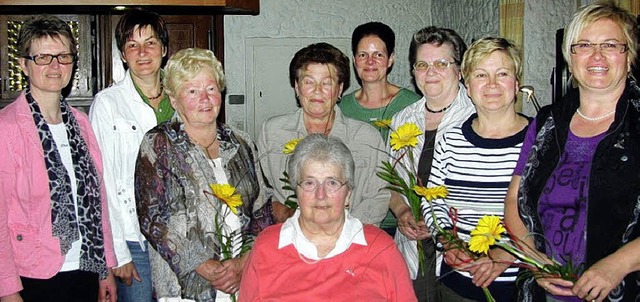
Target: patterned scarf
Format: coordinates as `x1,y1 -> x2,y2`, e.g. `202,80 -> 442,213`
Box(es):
26,89 -> 108,278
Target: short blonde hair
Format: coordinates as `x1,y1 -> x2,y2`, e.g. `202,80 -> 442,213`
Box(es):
163,48 -> 225,98
562,1 -> 637,71
461,37 -> 522,83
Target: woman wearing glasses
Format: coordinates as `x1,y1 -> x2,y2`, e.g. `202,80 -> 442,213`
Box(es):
0,15 -> 117,301
505,2 -> 640,301
241,134 -> 416,301
388,26 -> 475,301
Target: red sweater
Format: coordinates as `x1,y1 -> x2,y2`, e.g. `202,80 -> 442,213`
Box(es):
239,224 -> 417,301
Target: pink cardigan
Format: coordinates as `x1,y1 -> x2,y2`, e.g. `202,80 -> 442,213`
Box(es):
0,92 -> 116,297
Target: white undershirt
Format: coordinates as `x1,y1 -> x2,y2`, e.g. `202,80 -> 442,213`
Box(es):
207,157 -> 242,302
48,123 -> 82,271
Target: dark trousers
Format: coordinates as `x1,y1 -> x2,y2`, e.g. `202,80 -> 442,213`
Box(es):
414,239 -> 437,302
20,270 -> 99,302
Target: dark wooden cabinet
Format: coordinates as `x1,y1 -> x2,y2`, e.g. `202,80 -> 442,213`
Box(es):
0,15 -> 94,107
1,13 -> 223,114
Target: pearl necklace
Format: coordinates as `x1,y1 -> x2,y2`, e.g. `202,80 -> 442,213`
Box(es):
576,108 -> 615,122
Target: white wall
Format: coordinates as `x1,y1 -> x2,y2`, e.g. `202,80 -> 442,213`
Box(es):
522,0 -> 576,116
431,0 -> 500,44
224,0 -> 432,131
224,0 -> 581,126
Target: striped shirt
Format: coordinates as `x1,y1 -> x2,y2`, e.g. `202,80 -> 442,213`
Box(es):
422,113 -> 529,284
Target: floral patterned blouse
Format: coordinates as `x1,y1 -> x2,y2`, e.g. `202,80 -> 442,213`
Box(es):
135,116 -> 271,301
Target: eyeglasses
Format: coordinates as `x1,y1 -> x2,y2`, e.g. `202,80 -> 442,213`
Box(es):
413,59 -> 456,71
570,43 -> 628,55
23,53 -> 77,65
297,178 -> 347,193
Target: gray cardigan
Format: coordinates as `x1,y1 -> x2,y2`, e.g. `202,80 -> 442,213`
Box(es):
257,106 -> 390,226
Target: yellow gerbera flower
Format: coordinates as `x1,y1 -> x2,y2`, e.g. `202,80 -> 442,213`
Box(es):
469,215 -> 506,254
389,123 -> 423,151
373,119 -> 392,129
413,186 -> 449,201
413,185 -> 448,202
209,184 -> 243,215
283,138 -> 302,154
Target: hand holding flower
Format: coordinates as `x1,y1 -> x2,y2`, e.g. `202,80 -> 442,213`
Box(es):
441,232 -> 475,271
204,183 -> 251,302
211,255 -> 246,294
536,277 -> 574,296
572,251 -> 629,301
472,249 -> 513,287
395,201 -> 430,240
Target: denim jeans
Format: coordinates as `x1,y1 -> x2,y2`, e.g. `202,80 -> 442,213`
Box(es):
117,241 -> 155,302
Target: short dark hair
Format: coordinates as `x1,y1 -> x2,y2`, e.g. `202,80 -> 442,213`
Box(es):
17,15 -> 77,57
288,42 -> 350,91
115,8 -> 169,52
408,26 -> 467,69
351,22 -> 396,56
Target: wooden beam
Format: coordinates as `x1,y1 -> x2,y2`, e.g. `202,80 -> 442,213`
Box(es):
0,0 -> 259,15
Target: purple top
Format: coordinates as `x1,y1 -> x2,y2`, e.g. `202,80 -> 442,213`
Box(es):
515,120 -> 605,302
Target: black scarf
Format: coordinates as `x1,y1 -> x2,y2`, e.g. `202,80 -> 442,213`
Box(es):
26,90 -> 108,278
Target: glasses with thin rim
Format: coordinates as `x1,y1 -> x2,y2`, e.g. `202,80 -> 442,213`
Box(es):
23,53 -> 77,65
413,59 -> 456,71
570,43 -> 628,55
297,178 -> 347,193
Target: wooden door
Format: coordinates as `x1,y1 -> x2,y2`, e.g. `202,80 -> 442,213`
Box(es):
100,13 -> 224,119
246,37 -> 355,139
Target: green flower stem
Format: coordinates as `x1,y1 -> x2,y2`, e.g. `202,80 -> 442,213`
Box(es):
482,287 -> 496,302
494,242 -> 546,271
494,240 -> 577,282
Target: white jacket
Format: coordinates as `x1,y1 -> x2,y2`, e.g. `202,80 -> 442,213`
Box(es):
390,83 -> 475,279
89,71 -> 161,267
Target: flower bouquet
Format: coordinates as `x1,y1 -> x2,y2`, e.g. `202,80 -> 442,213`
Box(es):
469,215 -> 581,283
280,138 -> 303,209
414,185 -> 496,302
206,183 -> 253,302
376,122 -> 430,276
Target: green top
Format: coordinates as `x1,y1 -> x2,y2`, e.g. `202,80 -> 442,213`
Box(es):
133,72 -> 175,124
339,87 -> 421,229
338,87 -> 421,141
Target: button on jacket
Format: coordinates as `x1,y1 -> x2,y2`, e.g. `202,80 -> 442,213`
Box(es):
0,92 -> 116,297
89,70 -> 159,267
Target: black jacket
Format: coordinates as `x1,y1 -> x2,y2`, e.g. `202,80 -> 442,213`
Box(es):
517,78 -> 640,301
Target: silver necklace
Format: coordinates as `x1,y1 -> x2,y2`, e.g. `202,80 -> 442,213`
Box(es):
576,108 -> 615,122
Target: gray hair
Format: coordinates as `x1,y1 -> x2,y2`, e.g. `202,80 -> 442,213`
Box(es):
287,134 -> 355,190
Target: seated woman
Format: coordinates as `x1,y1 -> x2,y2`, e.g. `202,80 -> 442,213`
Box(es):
258,42 -> 389,226
423,37 -> 530,301
240,134 -> 416,301
135,48 -> 269,301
